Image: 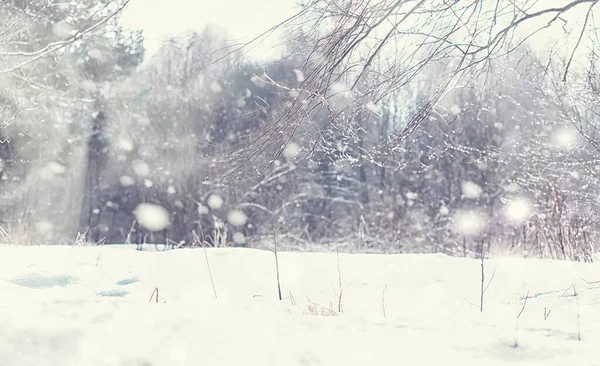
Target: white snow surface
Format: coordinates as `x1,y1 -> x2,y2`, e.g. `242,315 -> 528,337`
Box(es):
1,245 -> 600,366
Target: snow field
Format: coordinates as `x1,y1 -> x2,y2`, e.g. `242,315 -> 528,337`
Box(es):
0,245 -> 599,365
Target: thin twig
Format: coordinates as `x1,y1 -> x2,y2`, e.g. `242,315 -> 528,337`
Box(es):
149,287 -> 159,303
517,291 -> 530,319
95,237 -> 106,267
561,284 -> 576,297
381,284 -> 387,318
580,277 -> 600,284
574,284 -> 581,341
274,232 -> 282,301
483,260 -> 501,294
563,0 -> 598,82
125,220 -> 136,245
480,242 -> 485,312
193,229 -> 218,299
0,226 -> 15,246
337,249 -> 343,313
1,0 -> 132,73
544,307 -> 552,320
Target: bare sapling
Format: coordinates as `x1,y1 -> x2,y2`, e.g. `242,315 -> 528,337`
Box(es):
125,220 -> 136,245
480,241 -> 485,312
273,232 -> 282,301
513,291 -> 530,348
337,249 -> 343,313
574,284 -> 581,341
193,224 -> 218,299
95,237 -> 106,266
517,291 -> 530,319
0,226 -> 14,246
544,307 -> 552,337
381,285 -> 387,318
149,287 -> 159,303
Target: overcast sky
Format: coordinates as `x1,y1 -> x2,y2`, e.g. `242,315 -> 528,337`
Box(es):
121,0 -> 297,59
120,0 -> 595,68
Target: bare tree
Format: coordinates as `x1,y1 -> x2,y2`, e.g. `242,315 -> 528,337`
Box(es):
234,0 -> 600,155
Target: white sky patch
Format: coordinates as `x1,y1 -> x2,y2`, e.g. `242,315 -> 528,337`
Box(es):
119,175 -> 135,187
283,142 -> 300,160
461,181 -> 483,199
144,179 -> 153,188
207,194 -> 224,210
504,198 -> 531,223
453,210 -> 485,236
121,0 -> 296,61
131,160 -> 150,177
552,127 -> 579,150
133,203 -> 171,231
167,186 -> 177,195
227,210 -> 248,227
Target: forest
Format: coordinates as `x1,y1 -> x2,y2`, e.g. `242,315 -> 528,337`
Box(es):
1,0 -> 599,261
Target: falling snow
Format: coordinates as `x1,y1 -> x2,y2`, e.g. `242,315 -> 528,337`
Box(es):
232,232 -> 246,244
207,194 -> 224,210
118,138 -> 134,152
366,101 -> 380,115
133,203 -> 170,232
439,206 -> 449,215
283,142 -> 300,160
453,211 -> 485,236
34,220 -> 53,235
227,210 -> 248,227
504,198 -> 531,223
51,21 -> 75,39
119,176 -> 135,187
450,105 -> 461,115
461,181 -> 483,199
552,127 -> 578,149
131,160 -> 150,177
210,81 -> 223,93
293,69 -> 305,83
198,204 -> 209,215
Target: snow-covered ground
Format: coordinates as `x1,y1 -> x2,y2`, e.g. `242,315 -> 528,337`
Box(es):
1,244 -> 599,366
